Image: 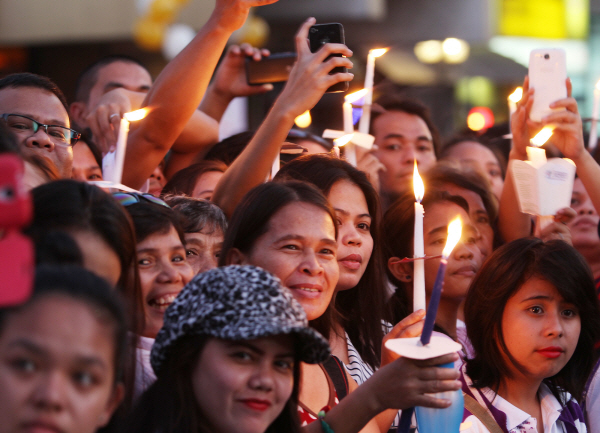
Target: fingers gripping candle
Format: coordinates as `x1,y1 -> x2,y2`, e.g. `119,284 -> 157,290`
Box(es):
413,161 -> 426,312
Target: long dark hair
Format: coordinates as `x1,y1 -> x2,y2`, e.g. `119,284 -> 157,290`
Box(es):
123,335 -> 302,433
161,160 -> 227,197
220,181 -> 338,340
465,238 -> 600,402
275,154 -> 386,369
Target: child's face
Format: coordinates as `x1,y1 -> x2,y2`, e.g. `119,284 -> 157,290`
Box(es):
423,201 -> 483,301
0,295 -> 123,433
501,276 -> 581,384
192,335 -> 295,433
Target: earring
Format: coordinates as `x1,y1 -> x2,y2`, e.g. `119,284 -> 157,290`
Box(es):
404,275 -> 412,281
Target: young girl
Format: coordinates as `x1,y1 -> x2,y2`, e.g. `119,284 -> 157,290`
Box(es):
124,264 -> 330,433
461,238 -> 600,433
221,181 -> 462,433
382,190 -> 483,336
0,265 -> 127,433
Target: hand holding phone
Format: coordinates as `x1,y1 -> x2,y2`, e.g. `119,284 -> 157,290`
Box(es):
308,23 -> 349,93
245,52 -> 297,85
528,48 -> 567,122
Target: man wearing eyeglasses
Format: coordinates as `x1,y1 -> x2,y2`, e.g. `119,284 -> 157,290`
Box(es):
0,73 -> 77,179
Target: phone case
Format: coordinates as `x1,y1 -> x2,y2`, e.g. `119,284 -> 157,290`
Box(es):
245,52 -> 297,85
528,49 -> 567,122
309,23 -> 349,93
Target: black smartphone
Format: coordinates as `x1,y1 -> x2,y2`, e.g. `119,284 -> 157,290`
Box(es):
245,52 -> 297,86
309,23 -> 349,93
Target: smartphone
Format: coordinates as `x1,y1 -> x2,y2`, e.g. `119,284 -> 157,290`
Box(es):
528,48 -> 567,122
245,52 -> 297,86
309,23 -> 349,93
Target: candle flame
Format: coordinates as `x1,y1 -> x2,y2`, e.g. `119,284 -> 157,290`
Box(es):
595,79 -> 600,91
345,88 -> 369,104
442,217 -> 462,258
124,108 -> 149,122
294,110 -> 312,128
369,48 -> 389,58
508,87 -> 523,103
334,134 -> 353,147
413,161 -> 424,203
531,127 -> 553,147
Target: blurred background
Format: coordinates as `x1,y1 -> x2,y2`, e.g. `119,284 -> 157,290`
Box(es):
0,0 -> 597,141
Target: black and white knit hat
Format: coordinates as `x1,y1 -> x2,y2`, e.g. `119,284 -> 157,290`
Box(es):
151,265 -> 330,375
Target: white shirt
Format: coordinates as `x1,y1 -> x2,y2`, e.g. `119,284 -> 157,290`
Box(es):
134,335 -> 157,400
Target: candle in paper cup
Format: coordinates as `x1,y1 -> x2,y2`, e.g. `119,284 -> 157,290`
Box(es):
420,217 -> 462,346
413,161 -> 426,312
358,48 -> 388,134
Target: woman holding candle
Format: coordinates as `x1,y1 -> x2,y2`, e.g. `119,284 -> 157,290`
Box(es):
499,76 -> 597,245
382,190 -> 483,341
460,238 -> 600,433
221,180 -> 461,433
274,154 -> 389,386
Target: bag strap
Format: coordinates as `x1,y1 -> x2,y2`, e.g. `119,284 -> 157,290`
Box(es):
463,393 -> 505,433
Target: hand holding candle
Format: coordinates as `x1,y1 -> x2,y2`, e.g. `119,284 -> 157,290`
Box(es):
413,161 -> 426,312
420,217 -> 462,346
527,127 -> 552,168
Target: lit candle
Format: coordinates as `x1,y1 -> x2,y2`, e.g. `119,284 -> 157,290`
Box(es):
589,80 -> 600,152
413,161 -> 426,312
271,151 -> 280,179
334,134 -> 354,165
105,108 -> 149,184
527,127 -> 552,168
508,87 -> 523,125
420,217 -> 462,346
358,48 -> 388,134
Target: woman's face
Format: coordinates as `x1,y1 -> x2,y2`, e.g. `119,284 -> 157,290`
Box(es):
568,178 -> 600,250
0,295 -> 123,433
192,171 -> 224,201
72,142 -> 102,182
444,141 -> 504,200
192,336 -> 295,433
423,201 -> 482,302
328,180 -> 373,291
236,202 -> 339,321
441,183 -> 494,259
501,276 -> 580,384
137,225 -> 194,338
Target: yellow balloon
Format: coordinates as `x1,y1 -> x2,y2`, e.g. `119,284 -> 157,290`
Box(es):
134,18 -> 166,51
148,0 -> 180,22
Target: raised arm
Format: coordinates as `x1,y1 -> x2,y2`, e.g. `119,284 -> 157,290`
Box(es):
121,0 -> 278,189
212,17 -> 354,217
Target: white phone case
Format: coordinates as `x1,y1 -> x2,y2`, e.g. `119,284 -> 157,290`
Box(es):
528,49 -> 567,122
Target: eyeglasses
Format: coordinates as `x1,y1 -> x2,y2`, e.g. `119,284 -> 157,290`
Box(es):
112,192 -> 170,208
1,113 -> 81,146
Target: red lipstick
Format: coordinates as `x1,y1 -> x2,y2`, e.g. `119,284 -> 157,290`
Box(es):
537,347 -> 564,359
241,399 -> 272,411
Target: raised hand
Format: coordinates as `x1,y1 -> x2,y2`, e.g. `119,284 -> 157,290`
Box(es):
211,0 -> 279,33
273,17 -> 354,120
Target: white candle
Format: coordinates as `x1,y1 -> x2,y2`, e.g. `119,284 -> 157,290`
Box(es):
343,101 -> 354,135
413,161 -> 426,312
589,80 -> 600,152
358,48 -> 388,134
271,151 -> 280,179
527,127 -> 552,168
111,117 -> 130,185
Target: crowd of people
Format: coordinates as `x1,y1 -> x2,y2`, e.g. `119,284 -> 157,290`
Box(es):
2,1 -> 600,433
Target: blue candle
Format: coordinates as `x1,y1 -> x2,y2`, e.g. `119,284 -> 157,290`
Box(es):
419,217 -> 462,346
420,258 -> 447,345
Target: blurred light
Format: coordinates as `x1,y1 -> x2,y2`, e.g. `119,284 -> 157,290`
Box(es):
531,127 -> 553,147
334,134 -> 353,147
595,79 -> 600,91
508,87 -> 523,103
467,107 -> 494,131
442,38 -> 470,64
124,108 -> 150,121
345,88 -> 369,104
414,40 -> 443,64
294,110 -> 312,128
370,48 -> 389,58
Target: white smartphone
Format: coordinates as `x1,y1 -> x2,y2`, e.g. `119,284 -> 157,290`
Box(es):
528,48 -> 567,122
